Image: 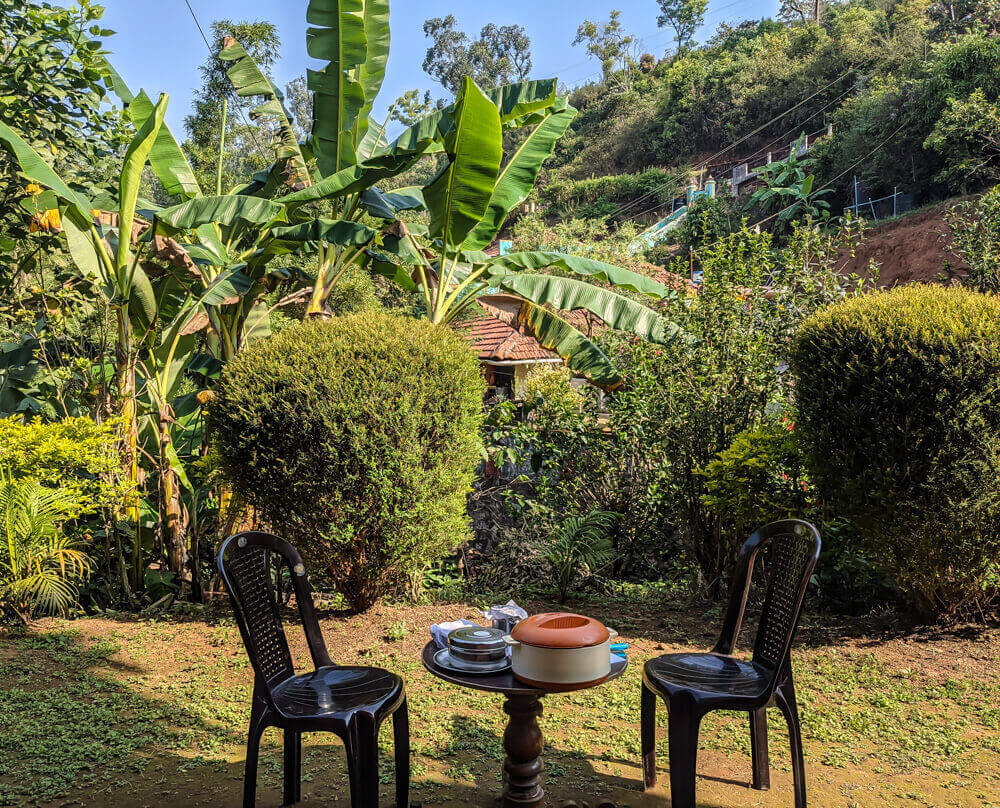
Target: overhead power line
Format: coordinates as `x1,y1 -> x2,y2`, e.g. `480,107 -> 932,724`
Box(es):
621,81 -> 858,224
755,119 -> 909,228
607,67 -> 858,223
181,0 -> 271,164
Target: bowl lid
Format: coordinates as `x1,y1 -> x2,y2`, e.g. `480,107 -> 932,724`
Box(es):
510,612 -> 610,648
448,626 -> 506,652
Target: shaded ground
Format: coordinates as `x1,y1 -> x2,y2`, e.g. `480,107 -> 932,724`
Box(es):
3,599 -> 1000,807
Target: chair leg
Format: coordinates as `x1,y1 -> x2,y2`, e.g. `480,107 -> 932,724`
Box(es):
243,708 -> 269,808
641,682 -> 658,789
283,729 -> 302,805
345,716 -> 381,808
666,700 -> 702,808
749,707 -> 770,790
393,698 -> 410,808
775,681 -> 806,808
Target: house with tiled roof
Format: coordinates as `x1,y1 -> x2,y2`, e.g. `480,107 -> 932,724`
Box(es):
454,300 -> 595,400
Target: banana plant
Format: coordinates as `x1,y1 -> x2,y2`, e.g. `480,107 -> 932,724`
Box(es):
0,96 -> 171,589
377,78 -> 688,390
218,0 -> 564,316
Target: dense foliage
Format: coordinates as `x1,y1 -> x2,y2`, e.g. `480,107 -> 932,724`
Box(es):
545,0 -> 1000,212
604,220 -> 865,593
946,187 -> 1000,292
792,285 -> 1000,619
0,0 -> 126,273
0,473 -> 91,620
0,416 -> 123,513
210,315 -> 485,611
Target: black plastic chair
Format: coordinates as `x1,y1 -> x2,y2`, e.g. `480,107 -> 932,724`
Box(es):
640,519 -> 821,808
218,531 -> 409,808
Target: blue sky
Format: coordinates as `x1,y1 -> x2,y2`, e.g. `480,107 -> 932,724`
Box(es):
98,0 -> 777,137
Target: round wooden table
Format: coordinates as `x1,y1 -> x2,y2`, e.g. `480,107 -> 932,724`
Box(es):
421,641 -> 628,808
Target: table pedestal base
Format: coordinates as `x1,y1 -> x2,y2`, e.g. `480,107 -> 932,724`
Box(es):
502,693 -> 545,807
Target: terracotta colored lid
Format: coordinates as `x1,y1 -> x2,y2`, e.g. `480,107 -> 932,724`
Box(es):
510,613 -> 610,649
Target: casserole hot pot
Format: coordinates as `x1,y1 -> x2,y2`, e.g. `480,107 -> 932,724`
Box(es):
504,612 -> 617,690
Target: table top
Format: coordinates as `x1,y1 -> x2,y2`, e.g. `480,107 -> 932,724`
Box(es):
421,641 -> 628,697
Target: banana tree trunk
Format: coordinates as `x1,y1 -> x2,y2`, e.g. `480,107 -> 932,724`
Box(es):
114,307 -> 143,593
158,404 -> 190,585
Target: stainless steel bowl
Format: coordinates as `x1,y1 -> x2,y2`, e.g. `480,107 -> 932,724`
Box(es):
447,626 -> 507,668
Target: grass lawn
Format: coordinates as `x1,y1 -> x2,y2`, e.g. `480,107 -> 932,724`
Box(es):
2,598 -> 1000,807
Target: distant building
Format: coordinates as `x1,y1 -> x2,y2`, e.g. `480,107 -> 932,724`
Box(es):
456,310 -> 594,400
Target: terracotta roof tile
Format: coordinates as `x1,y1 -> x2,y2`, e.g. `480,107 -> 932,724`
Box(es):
456,315 -> 561,362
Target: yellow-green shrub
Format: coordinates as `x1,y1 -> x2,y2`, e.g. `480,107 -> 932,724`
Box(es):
0,416 -> 124,514
792,285 -> 1000,618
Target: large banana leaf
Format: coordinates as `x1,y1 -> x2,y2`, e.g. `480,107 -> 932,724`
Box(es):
360,187 -> 425,219
306,0 -> 368,177
489,79 -> 558,126
488,251 -> 678,299
200,267 -> 254,307
486,295 -> 623,389
271,218 -> 376,246
62,215 -> 105,282
368,251 -> 418,292
156,196 -> 286,231
130,91 -> 201,200
496,273 -> 679,345
117,94 -> 167,284
128,264 -> 159,334
377,79 -> 558,160
219,37 -> 310,191
463,101 -> 577,251
356,0 -> 389,149
424,78 -> 503,251
276,158 -> 418,206
95,50 -> 135,104
0,122 -> 92,228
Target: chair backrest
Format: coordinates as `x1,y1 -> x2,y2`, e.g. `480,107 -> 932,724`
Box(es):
712,520 -> 821,677
217,532 -> 333,699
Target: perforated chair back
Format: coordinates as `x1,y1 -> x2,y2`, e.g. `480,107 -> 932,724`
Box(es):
218,532 -> 334,699
713,520 -> 821,682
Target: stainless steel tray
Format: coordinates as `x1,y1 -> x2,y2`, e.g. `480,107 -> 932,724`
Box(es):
433,648 -> 511,675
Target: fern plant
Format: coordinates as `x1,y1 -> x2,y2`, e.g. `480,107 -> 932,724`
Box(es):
545,511 -> 617,603
0,471 -> 91,621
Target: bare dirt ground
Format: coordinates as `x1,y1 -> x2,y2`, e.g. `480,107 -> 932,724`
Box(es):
3,599 -> 1000,808
837,200 -> 971,287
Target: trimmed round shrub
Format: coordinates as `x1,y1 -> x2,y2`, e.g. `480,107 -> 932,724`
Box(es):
791,285 -> 1000,619
210,314 -> 485,611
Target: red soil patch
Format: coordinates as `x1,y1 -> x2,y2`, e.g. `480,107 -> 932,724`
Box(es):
839,200 -> 970,287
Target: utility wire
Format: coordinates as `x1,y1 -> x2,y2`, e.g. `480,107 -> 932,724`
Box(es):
181,0 -> 271,164
608,67 -> 858,223
622,80 -> 858,225
754,119 -> 909,229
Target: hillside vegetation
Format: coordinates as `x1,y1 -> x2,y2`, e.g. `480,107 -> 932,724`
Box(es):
542,0 -> 999,219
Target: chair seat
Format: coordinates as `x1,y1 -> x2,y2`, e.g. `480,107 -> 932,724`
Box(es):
271,666 -> 404,719
645,652 -> 773,702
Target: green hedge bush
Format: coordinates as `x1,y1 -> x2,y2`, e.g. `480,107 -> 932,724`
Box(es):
210,314 -> 485,611
792,285 -> 1000,619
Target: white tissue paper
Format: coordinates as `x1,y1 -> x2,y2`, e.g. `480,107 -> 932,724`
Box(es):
429,619 -> 480,650
484,600 -> 528,625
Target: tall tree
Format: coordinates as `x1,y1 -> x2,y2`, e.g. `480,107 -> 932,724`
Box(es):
656,0 -> 708,54
284,75 -> 312,141
183,20 -> 279,194
391,90 -> 438,126
779,0 -> 823,23
423,16 -> 532,95
572,10 -> 638,89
